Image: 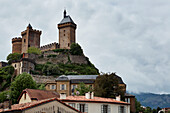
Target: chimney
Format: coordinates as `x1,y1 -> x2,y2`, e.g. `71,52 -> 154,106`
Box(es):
116,95 -> 121,101
60,93 -> 66,99
90,92 -> 94,99
85,92 -> 90,99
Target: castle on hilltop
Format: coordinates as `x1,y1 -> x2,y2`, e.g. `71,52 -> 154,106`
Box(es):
10,10 -> 79,75
12,10 -> 77,54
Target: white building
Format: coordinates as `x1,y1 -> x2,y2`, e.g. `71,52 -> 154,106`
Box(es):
60,92 -> 130,113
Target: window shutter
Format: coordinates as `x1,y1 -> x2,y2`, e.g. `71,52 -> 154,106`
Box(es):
108,105 -> 110,113
118,106 -> 120,113
124,106 -> 126,113
54,85 -> 56,89
101,105 -> 103,113
77,103 -> 80,111
60,84 -> 62,90
64,84 -> 66,90
85,104 -> 88,113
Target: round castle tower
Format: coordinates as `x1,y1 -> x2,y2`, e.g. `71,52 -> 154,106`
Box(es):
12,37 -> 22,53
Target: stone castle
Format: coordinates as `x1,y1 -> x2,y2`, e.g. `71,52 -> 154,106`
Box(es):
11,10 -> 82,76
12,10 -> 76,54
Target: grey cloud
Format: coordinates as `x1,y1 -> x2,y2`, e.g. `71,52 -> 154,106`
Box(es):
0,0 -> 170,93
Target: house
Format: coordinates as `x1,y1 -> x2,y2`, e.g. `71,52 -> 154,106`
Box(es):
59,92 -> 130,113
0,98 -> 80,113
124,93 -> 136,113
45,74 -> 126,96
18,88 -> 59,104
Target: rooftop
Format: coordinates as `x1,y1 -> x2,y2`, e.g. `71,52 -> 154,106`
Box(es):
0,98 -> 80,113
18,89 -> 59,102
60,96 -> 130,105
56,75 -> 98,81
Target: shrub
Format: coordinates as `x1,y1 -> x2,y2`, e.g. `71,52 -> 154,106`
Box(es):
70,43 -> 83,55
47,54 -> 57,58
27,47 -> 41,55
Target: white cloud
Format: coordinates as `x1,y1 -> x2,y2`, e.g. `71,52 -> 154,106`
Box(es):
0,0 -> 170,93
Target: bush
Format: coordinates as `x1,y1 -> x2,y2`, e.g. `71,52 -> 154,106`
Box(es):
70,43 -> 83,55
27,47 -> 41,55
53,49 -> 65,52
0,91 -> 9,103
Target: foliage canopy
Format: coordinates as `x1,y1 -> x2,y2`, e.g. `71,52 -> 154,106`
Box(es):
94,73 -> 125,100
10,72 -> 37,104
7,53 -> 22,64
76,82 -> 93,96
70,43 -> 83,55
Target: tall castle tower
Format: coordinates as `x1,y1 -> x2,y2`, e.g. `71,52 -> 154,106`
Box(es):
58,10 -> 77,49
21,24 -> 42,53
12,37 -> 22,53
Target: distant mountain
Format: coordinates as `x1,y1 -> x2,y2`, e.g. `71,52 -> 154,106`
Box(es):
131,92 -> 170,109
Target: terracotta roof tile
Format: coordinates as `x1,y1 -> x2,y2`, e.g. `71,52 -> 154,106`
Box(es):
61,96 -> 130,105
18,89 -> 59,102
0,98 -> 80,113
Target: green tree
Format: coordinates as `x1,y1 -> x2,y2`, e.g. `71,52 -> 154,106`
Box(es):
135,98 -> 145,113
10,73 -> 37,104
27,47 -> 41,55
0,66 -> 14,91
7,53 -> 22,64
94,73 -> 125,100
76,82 -> 92,96
70,43 -> 83,55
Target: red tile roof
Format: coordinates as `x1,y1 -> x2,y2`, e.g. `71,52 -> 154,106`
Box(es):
60,96 -> 130,105
18,88 -> 59,102
0,98 -> 80,113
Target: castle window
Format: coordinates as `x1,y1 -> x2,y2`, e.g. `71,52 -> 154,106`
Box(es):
14,64 -> 16,68
64,30 -> 65,32
24,39 -> 26,43
68,43 -> 70,47
64,34 -> 65,36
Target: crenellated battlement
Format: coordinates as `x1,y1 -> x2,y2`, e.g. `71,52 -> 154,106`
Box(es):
21,29 -> 42,35
12,37 -> 22,43
40,42 -> 59,52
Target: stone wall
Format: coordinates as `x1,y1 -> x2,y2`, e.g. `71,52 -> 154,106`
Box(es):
35,52 -> 88,65
32,75 -> 55,84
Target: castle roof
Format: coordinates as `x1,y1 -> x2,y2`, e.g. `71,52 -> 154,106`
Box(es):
59,15 -> 75,25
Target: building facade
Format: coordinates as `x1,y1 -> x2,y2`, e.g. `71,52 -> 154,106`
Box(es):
60,93 -> 130,113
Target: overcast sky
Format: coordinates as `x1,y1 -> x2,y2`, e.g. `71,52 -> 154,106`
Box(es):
0,0 -> 170,94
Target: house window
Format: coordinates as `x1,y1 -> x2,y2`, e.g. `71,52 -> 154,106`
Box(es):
68,103 -> 75,108
72,85 -> 77,90
101,105 -> 110,113
118,106 -> 126,113
50,85 -> 56,90
77,104 -> 88,113
60,84 -> 66,90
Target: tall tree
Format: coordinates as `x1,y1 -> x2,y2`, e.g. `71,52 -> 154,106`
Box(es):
70,43 -> 83,55
10,73 -> 37,104
94,73 -> 125,100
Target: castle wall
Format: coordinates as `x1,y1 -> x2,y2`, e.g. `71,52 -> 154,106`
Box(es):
12,37 -> 22,54
35,51 -> 88,65
40,42 -> 59,52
